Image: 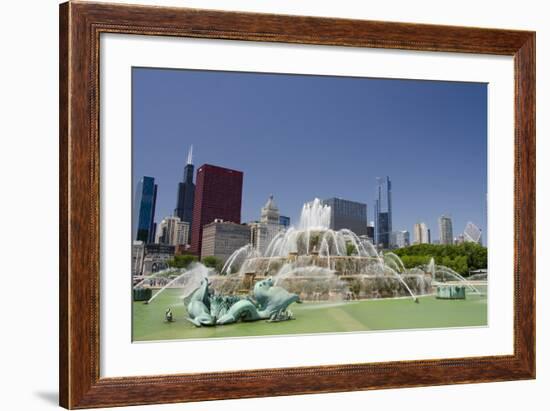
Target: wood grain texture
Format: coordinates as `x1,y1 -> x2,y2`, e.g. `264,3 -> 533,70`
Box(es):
59,1 -> 536,408
514,34 -> 536,375
59,2 -> 69,407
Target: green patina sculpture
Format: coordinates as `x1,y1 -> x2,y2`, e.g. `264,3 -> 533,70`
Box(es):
253,277 -> 301,321
186,277 -> 301,327
186,278 -> 215,326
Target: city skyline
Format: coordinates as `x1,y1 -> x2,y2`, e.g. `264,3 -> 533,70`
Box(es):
133,68 -> 487,243
134,170 -> 480,246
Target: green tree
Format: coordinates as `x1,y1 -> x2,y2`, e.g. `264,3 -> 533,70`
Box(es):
201,255 -> 224,273
453,255 -> 468,275
400,255 -> 430,269
167,254 -> 197,269
393,243 -> 487,275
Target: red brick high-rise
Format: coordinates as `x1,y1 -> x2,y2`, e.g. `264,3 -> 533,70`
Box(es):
190,164 -> 244,257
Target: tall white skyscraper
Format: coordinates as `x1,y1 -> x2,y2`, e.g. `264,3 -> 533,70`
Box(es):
438,215 -> 453,245
414,222 -> 431,244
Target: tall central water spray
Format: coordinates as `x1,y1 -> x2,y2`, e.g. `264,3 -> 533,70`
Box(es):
299,198 -> 331,230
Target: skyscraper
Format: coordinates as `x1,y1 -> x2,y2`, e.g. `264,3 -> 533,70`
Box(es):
190,164 -> 244,256
133,176 -> 157,243
374,176 -> 392,249
464,222 -> 483,245
174,145 -> 195,242
261,195 -> 280,225
414,222 -> 431,244
201,220 -> 251,263
250,195 -> 284,254
438,215 -> 454,245
366,223 -> 375,243
155,215 -> 190,246
321,197 -> 368,235
391,230 -> 410,248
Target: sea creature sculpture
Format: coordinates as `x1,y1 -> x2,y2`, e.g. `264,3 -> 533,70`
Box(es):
210,295 -> 250,323
185,277 -> 300,326
253,277 -> 301,321
186,278 -> 215,326
216,299 -> 262,325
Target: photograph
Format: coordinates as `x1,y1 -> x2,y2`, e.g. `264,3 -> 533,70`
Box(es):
131,68 -> 489,342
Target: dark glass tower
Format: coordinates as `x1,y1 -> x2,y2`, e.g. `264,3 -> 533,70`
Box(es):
321,197 -> 367,235
174,145 -> 195,243
374,176 -> 392,249
133,176 -> 158,244
190,164 -> 243,256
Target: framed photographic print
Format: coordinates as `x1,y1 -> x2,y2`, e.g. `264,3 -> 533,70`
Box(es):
59,1 -> 535,409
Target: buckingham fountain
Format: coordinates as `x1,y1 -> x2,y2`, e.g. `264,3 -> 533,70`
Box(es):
134,199 -> 483,327
213,198 -> 431,302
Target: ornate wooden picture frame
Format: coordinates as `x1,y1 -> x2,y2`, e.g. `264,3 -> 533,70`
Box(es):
59,1 -> 535,408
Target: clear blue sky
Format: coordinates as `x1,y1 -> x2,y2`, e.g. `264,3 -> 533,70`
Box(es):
132,67 -> 487,242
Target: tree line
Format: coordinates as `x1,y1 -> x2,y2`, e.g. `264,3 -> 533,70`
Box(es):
392,242 -> 487,276
167,254 -> 224,272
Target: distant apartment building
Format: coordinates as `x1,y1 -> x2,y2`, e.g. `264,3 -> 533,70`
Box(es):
414,222 -> 431,244
438,215 -> 454,245
391,230 -> 410,248
321,197 -> 368,236
201,220 -> 251,263
133,176 -> 158,243
190,164 -> 244,256
374,176 -> 392,249
156,216 -> 190,246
